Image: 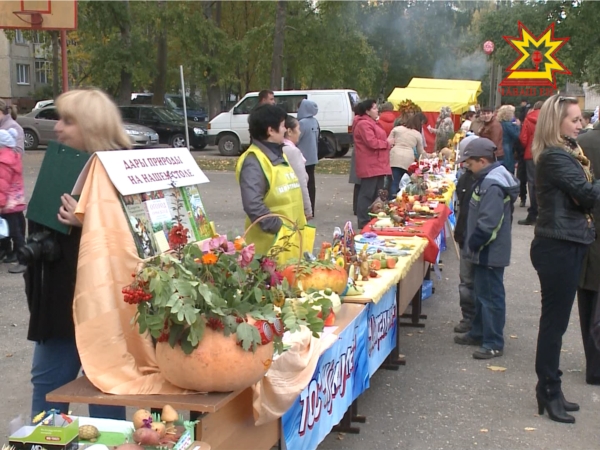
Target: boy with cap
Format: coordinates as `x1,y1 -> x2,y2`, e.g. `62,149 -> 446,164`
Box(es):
454,138 -> 520,359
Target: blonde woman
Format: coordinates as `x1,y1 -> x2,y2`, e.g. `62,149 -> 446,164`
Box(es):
530,95 -> 600,424
387,114 -> 425,197
497,105 -> 520,174
25,89 -> 130,419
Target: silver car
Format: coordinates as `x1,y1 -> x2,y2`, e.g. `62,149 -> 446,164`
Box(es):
17,106 -> 159,150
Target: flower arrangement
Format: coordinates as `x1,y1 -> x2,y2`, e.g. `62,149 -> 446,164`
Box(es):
123,189 -> 332,355
396,99 -> 422,124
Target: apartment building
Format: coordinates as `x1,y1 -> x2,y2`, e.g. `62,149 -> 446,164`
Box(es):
0,30 -> 51,111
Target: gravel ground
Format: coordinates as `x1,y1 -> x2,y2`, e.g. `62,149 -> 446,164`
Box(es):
1,151 -> 599,449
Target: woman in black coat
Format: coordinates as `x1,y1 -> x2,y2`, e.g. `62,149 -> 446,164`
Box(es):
530,95 -> 600,424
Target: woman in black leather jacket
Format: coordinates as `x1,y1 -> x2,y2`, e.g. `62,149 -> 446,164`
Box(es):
530,95 -> 600,424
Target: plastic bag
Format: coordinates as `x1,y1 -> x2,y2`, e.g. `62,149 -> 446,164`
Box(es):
0,217 -> 9,238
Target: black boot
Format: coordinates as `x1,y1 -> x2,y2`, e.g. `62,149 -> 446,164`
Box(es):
560,391 -> 579,412
536,394 -> 575,424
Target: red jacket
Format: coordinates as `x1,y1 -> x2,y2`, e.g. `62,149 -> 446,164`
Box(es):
378,111 -> 397,137
519,109 -> 539,160
0,147 -> 25,213
479,118 -> 504,157
353,115 -> 391,179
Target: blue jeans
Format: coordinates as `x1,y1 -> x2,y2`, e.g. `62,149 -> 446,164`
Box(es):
467,265 -> 506,350
390,167 -> 408,198
31,338 -> 126,420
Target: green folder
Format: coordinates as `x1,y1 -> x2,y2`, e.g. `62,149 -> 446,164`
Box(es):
26,141 -> 91,235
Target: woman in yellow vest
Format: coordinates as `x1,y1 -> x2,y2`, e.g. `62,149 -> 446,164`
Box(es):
236,104 -> 314,264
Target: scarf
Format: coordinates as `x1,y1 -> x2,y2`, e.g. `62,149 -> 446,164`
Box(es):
563,136 -> 593,182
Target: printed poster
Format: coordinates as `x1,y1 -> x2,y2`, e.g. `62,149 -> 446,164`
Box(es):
282,306 -> 370,450
366,286 -> 398,377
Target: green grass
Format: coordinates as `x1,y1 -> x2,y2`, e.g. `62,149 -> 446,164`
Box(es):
195,157 -> 350,175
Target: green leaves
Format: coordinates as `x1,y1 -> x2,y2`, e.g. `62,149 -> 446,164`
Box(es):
235,322 -> 261,352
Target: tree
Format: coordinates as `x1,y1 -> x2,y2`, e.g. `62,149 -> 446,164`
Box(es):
270,0 -> 286,90
152,0 -> 168,106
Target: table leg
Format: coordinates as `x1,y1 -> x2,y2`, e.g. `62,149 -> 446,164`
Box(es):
400,278 -> 427,328
332,401 -> 361,434
351,400 -> 366,423
386,281 -> 406,367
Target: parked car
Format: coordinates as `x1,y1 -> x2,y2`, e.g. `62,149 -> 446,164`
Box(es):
131,93 -> 208,123
33,99 -> 54,110
17,106 -> 159,150
119,105 -> 207,149
207,89 -> 359,156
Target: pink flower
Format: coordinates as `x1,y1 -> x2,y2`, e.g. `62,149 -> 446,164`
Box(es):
260,258 -> 277,273
202,235 -> 236,255
238,244 -> 255,267
270,270 -> 283,287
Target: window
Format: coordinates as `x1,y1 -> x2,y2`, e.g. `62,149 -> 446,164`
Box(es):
16,64 -> 30,85
275,95 -> 307,113
140,108 -> 159,122
35,108 -> 59,121
15,30 -> 26,44
35,60 -> 50,84
119,107 -> 138,121
33,32 -> 45,44
234,96 -> 258,115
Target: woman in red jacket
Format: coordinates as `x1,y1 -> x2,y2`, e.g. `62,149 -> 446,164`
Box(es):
353,99 -> 391,229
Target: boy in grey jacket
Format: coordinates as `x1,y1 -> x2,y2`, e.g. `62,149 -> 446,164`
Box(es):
454,138 -> 520,359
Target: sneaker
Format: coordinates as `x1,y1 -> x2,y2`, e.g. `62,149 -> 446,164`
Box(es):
472,347 -> 503,359
454,334 -> 482,346
520,199 -> 526,207
518,217 -> 536,226
454,322 -> 472,333
8,264 -> 27,274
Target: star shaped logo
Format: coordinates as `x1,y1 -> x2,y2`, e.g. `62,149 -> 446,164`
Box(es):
500,21 -> 570,88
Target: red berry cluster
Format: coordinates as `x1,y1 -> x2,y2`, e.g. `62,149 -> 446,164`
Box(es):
122,275 -> 152,305
206,317 -> 225,330
168,223 -> 189,248
122,285 -> 152,304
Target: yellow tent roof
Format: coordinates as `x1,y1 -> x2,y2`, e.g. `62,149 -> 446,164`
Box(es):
408,78 -> 482,99
387,87 -> 477,114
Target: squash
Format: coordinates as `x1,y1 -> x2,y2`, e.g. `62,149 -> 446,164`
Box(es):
386,258 -> 397,269
282,263 -> 348,295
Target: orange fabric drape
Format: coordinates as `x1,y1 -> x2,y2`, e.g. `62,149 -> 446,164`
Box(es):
73,156 -> 188,394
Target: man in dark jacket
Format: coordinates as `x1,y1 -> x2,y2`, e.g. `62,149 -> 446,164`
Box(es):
576,120 -> 600,384
453,135 -> 479,333
454,138 -> 520,359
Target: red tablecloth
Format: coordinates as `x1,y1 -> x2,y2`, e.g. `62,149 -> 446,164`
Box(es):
361,204 -> 450,263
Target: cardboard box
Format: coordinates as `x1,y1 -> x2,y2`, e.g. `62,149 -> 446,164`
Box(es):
9,413 -> 79,450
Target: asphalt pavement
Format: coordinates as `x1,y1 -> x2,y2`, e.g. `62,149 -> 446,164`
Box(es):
0,151 -> 599,449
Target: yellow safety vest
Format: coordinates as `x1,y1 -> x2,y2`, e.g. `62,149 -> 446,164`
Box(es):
235,145 -> 315,265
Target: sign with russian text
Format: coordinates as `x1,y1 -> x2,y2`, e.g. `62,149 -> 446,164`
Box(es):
95,148 -> 209,195
366,286 -> 397,377
282,306 -> 369,450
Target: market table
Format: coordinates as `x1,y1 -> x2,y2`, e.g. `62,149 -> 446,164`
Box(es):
361,204 -> 450,264
47,377 -> 278,450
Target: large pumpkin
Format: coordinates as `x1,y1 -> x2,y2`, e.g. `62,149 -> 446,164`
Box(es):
282,263 -> 347,295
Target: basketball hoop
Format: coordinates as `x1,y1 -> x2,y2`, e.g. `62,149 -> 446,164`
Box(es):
13,10 -> 44,29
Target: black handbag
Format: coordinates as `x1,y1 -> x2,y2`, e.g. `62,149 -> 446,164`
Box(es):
317,126 -> 336,160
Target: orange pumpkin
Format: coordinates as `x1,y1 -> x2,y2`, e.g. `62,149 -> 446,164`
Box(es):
282,263 -> 348,295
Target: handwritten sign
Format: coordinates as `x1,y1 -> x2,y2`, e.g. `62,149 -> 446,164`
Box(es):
93,148 -> 209,195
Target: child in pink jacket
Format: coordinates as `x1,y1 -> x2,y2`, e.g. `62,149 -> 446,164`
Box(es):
0,128 -> 27,273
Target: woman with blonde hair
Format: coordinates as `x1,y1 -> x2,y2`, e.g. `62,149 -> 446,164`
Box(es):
387,114 -> 425,198
530,95 -> 600,424
25,88 -> 130,419
497,104 -> 521,174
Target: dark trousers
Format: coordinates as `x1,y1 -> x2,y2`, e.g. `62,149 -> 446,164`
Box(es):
306,164 -> 316,217
1,211 -> 26,255
390,167 -> 408,199
517,157 -> 527,201
467,265 -> 506,350
577,288 -> 600,384
525,160 -> 538,219
531,236 -> 588,397
353,184 -> 360,216
357,175 -> 386,229
458,246 -> 475,325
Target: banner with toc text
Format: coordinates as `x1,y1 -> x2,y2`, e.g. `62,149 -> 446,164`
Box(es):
366,285 -> 398,377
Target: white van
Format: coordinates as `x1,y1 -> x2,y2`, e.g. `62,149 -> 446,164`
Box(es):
207,89 -> 360,156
